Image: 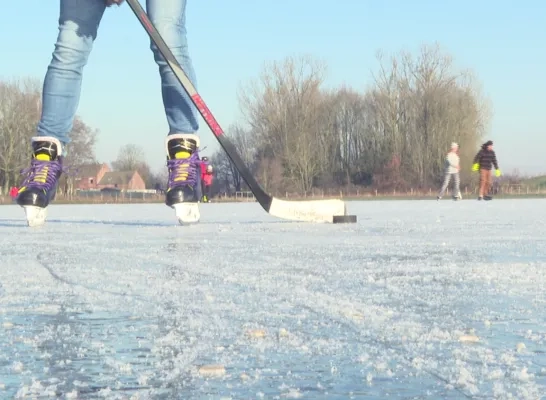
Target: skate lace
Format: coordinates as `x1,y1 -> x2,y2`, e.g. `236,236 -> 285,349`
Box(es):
20,158 -> 67,191
167,152 -> 200,189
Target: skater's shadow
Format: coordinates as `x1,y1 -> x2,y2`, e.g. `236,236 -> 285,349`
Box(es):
0,218 -> 299,228
47,219 -> 175,228
0,218 -> 172,228
47,219 -> 290,227
0,219 -> 27,228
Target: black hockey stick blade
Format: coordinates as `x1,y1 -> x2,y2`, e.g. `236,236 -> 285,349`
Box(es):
125,0 -> 351,223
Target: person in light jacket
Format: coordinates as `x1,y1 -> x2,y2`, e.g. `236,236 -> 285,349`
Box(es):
437,142 -> 461,200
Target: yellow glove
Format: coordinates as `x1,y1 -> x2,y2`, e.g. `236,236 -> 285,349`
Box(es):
495,169 -> 501,177
471,163 -> 479,172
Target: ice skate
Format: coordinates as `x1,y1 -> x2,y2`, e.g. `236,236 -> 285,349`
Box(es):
165,133 -> 201,225
16,137 -> 64,227
23,206 -> 49,227
173,202 -> 200,225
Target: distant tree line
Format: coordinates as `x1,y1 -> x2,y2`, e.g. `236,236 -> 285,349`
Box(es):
212,43 -> 492,195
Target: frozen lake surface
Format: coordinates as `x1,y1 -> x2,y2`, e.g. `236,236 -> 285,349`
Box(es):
0,199 -> 545,399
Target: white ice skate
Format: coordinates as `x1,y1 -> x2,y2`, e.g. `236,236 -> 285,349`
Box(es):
23,206 -> 48,227
173,202 -> 200,225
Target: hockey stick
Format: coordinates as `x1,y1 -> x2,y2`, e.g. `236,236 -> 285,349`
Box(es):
125,0 -> 354,223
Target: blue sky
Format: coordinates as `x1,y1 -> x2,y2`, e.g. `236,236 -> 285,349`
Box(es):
1,0 -> 545,175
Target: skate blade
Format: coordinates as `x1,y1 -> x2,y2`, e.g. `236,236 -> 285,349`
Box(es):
172,203 -> 200,225
23,206 -> 48,227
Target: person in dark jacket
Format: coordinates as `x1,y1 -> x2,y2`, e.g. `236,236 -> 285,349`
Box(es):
472,140 -> 501,200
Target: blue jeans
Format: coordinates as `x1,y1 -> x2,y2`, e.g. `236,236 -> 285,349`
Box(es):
37,0 -> 199,145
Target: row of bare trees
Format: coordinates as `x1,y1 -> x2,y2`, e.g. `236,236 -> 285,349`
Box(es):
212,44 -> 491,195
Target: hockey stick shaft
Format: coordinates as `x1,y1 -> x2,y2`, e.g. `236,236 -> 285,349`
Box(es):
125,0 -> 271,210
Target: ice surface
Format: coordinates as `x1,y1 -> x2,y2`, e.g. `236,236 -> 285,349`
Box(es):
0,199 -> 545,399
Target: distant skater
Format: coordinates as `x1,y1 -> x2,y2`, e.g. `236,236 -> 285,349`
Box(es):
472,140 -> 501,200
200,157 -> 214,203
9,186 -> 19,200
437,142 -> 461,200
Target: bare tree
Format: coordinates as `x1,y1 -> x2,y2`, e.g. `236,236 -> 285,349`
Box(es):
240,55 -> 329,193
363,43 -> 490,189
0,78 -> 41,194
65,117 -> 98,167
149,168 -> 169,192
112,144 -> 152,187
327,87 -> 370,186
210,149 -> 231,193
255,154 -> 283,194
112,144 -> 145,171
210,124 -> 253,193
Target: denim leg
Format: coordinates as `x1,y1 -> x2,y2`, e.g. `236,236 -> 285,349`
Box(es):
37,0 -> 106,146
147,0 -> 199,135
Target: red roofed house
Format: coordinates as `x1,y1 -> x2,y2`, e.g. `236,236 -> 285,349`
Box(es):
98,171 -> 146,191
74,163 -> 110,190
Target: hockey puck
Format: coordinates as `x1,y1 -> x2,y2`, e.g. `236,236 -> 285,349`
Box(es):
333,215 -> 357,224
